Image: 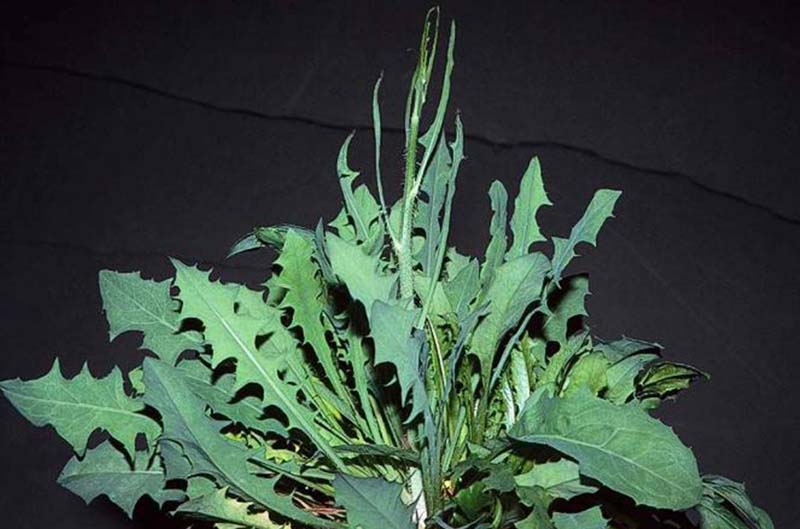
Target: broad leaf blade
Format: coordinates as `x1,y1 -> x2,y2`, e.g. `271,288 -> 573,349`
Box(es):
510,390 -> 702,509
334,474 -> 415,529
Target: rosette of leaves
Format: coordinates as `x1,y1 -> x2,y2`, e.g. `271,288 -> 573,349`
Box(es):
1,8 -> 773,529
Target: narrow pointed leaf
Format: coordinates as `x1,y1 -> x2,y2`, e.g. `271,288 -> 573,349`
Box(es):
551,190 -> 621,283
507,157 -> 552,260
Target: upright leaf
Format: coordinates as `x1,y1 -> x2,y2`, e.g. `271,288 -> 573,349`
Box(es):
274,229 -> 351,402
326,233 -> 396,311
551,189 -> 621,283
333,474 -> 415,529
507,157 -> 552,260
542,274 -> 590,345
510,389 -> 702,509
370,301 -> 428,420
0,360 -> 159,456
481,180 -> 508,289
471,253 -> 550,374
415,135 -> 453,275
99,270 -> 202,365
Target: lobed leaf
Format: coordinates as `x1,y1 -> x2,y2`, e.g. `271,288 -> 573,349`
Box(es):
0,359 -> 159,456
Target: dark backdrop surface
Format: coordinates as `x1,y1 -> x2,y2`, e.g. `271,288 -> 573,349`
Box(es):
1,1 -> 798,527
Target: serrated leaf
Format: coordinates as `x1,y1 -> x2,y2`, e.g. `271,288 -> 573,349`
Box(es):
58,440 -> 178,517
370,301 -> 428,420
471,253 -> 550,375
443,257 -> 480,321
514,459 -> 598,504
177,487 -> 289,529
552,506 -> 608,529
143,358 -> 341,529
333,474 -> 415,529
325,234 -> 396,311
507,158 -> 552,260
170,260 -> 343,469
481,181 -> 508,289
543,274 -> 590,345
416,133 -> 453,275
177,360 -> 286,436
99,270 -> 202,365
274,229 -> 351,402
550,190 -> 621,283
0,360 -> 159,456
510,389 -> 702,509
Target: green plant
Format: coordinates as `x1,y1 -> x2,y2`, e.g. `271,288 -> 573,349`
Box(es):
1,9 -> 773,529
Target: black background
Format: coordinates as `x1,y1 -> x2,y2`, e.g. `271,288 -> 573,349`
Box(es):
1,1 -> 798,527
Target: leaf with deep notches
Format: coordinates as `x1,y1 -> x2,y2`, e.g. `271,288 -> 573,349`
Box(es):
274,229 -> 351,402
58,440 -> 178,518
370,301 -> 428,420
170,260 -> 343,469
0,359 -> 159,456
550,190 -> 621,284
507,157 -> 552,260
326,234 -> 396,311
510,389 -> 702,509
481,180 -> 508,290
143,358 -> 342,529
99,270 -> 203,365
334,474 -> 415,529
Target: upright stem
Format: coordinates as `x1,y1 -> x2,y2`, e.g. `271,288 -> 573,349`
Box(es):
399,104 -> 421,299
